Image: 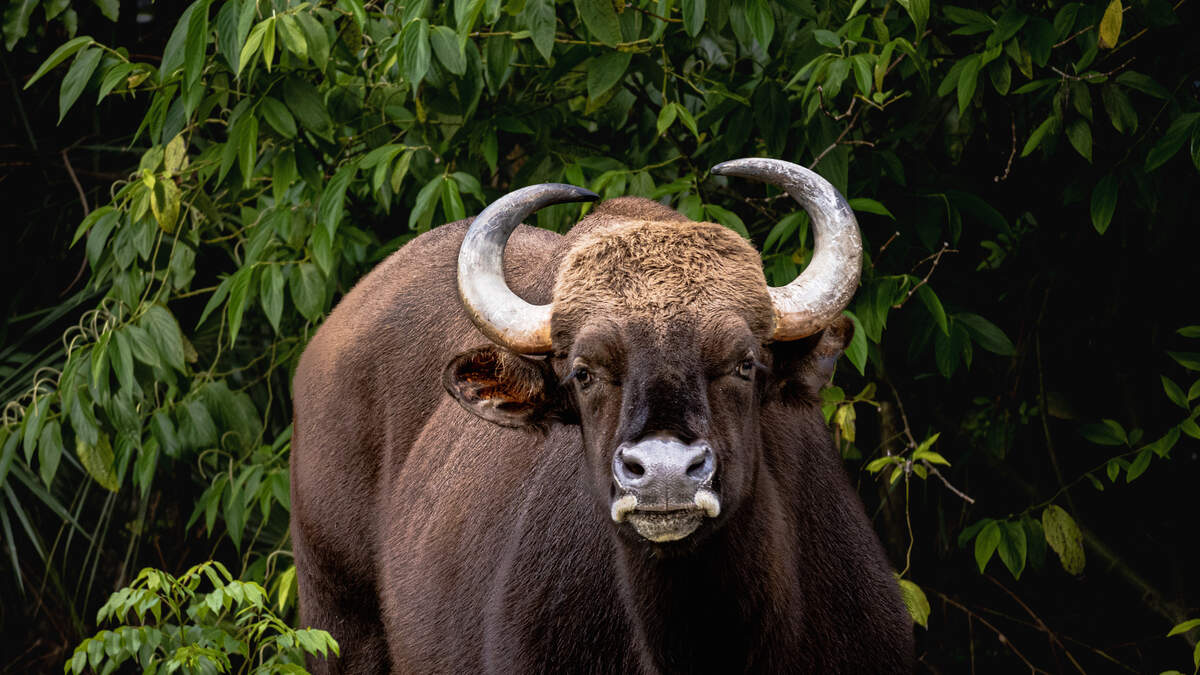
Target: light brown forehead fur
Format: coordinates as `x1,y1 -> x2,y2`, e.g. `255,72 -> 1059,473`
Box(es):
551,218 -> 774,342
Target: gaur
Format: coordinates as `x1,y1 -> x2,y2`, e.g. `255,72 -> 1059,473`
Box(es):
290,158 -> 915,673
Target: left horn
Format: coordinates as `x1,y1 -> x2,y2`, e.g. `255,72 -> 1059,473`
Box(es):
457,183 -> 599,353
710,158 -> 862,341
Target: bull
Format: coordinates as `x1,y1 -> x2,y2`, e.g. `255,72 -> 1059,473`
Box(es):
290,158 -> 915,673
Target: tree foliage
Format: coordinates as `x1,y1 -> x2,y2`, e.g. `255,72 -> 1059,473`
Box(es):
2,0 -> 1198,671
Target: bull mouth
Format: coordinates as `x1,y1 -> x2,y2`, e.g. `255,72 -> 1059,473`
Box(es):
610,489 -> 721,543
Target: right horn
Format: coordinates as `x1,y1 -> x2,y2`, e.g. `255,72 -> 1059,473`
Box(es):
457,183 -> 599,354
710,158 -> 862,341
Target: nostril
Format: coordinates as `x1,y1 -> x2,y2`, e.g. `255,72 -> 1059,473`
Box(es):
622,458 -> 645,477
687,447 -> 715,480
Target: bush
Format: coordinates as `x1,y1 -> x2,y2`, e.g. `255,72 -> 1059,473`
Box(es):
2,0 -> 1197,671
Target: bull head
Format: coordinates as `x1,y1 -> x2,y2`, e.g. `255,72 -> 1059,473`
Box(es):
446,158 -> 861,544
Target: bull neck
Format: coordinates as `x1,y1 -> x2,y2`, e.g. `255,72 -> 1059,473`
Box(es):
608,473 -> 807,673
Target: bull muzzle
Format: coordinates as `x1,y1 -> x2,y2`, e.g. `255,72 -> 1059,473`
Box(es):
610,435 -> 720,542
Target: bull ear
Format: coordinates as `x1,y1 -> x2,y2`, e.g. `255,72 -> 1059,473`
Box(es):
770,316 -> 854,402
443,345 -> 558,427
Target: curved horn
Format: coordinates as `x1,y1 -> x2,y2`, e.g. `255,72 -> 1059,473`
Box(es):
710,158 -> 862,341
457,183 -> 599,353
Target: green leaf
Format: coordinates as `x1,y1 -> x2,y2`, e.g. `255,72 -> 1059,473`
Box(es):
917,285 -> 948,335
340,0 -> 366,28
141,305 -> 187,373
1066,118 -> 1092,162
812,29 -> 840,49
59,48 -> 104,123
745,0 -> 775,49
1179,325 -> 1200,338
430,25 -> 466,75
296,12 -> 330,70
24,35 -> 93,90
1167,351 -> 1200,371
843,310 -> 867,375
848,198 -> 894,219
997,521 -> 1027,579
896,0 -> 929,35
1115,70 -> 1169,99
403,19 -> 432,86
656,103 -> 678,136
441,178 -> 466,221
955,313 -> 1015,355
1126,448 -> 1153,482
318,165 -> 357,240
38,420 -> 64,487
277,14 -> 307,61
77,434 -> 120,492
1102,84 -> 1137,134
864,455 -> 901,473
290,263 -> 325,322
259,97 -> 297,138
283,78 -> 333,138
1162,375 -> 1188,409
520,0 -> 555,61
226,265 -> 254,346
22,396 -> 49,463
956,55 -> 980,115
1090,173 -> 1118,234
681,0 -> 706,37
1146,427 -> 1180,459
110,329 -> 136,391
261,265 -> 285,334
896,578 -> 930,628
1042,504 -> 1085,575
1021,116 -> 1056,157
575,0 -> 622,46
974,521 -> 1001,573
161,0 -> 204,76
1145,113 -> 1200,172
183,0 -> 211,89
587,51 -> 631,100
704,204 -> 749,239
674,104 -> 699,139
1168,619 -> 1200,637
1079,419 -> 1127,446
409,175 -> 444,230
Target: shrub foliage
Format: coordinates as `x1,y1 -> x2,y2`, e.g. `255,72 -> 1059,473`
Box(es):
2,0 -> 1198,671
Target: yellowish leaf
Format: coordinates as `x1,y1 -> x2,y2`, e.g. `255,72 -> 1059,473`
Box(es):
896,577 -> 931,628
1042,505 -> 1086,575
1098,0 -> 1122,49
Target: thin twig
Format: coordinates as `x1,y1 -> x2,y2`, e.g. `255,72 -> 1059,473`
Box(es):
810,107 -> 865,170
59,148 -> 91,297
986,574 -> 1087,674
931,589 -> 1049,674
1049,56 -> 1135,82
995,113 -> 1017,182
1105,0 -> 1185,57
629,4 -> 679,22
971,599 -> 1140,672
876,231 -> 900,260
924,463 -> 976,504
885,378 -> 919,449
897,243 -> 957,305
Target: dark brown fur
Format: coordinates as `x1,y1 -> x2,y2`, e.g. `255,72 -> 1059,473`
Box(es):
290,197 -> 914,673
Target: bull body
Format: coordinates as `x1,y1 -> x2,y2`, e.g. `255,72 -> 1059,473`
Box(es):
291,195 -> 914,673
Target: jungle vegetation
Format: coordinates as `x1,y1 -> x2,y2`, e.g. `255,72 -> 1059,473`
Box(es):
1,0 -> 1198,671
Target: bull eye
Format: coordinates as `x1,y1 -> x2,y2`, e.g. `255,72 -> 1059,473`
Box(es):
572,366 -> 593,389
736,357 -> 755,380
